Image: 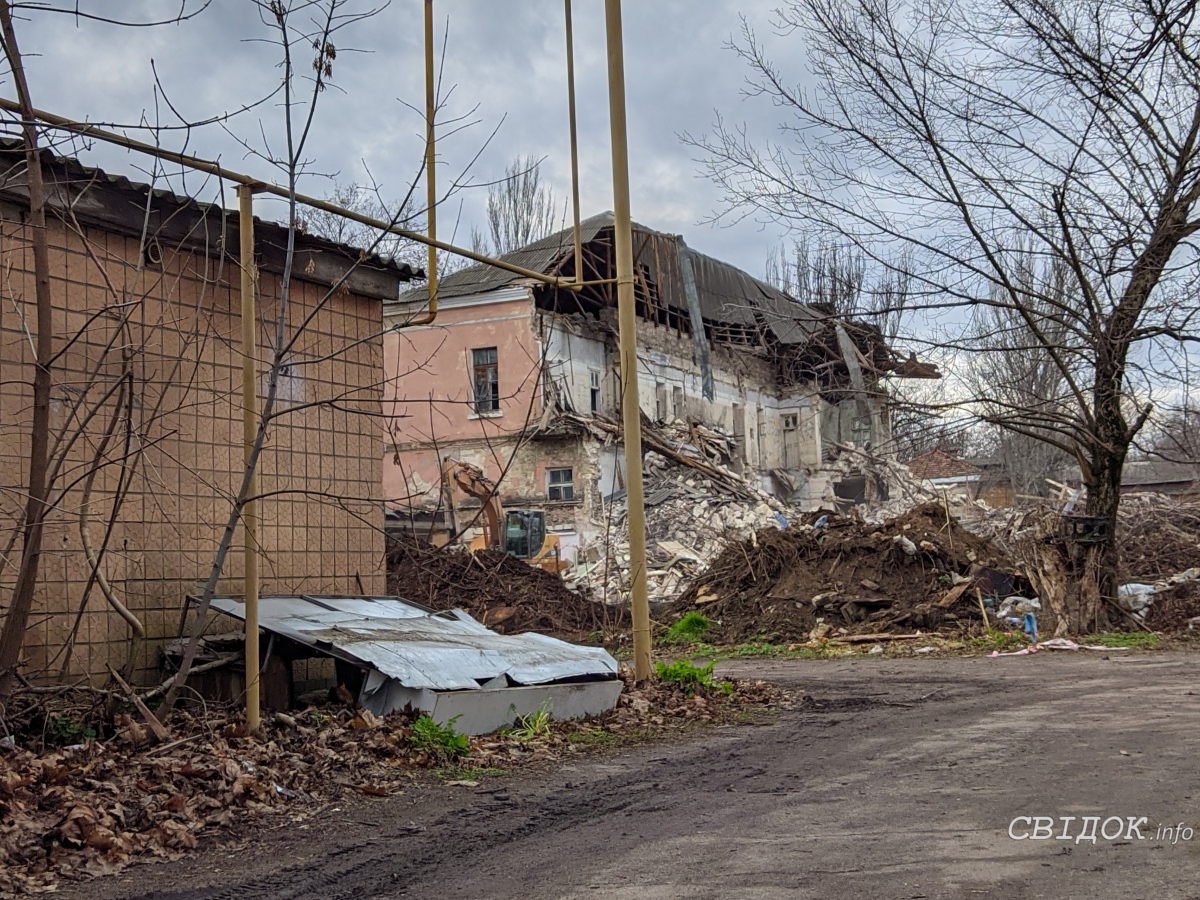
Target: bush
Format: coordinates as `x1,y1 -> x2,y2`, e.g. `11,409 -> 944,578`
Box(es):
665,611 -> 712,644
409,714 -> 470,760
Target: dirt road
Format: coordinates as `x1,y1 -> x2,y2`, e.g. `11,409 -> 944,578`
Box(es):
73,653 -> 1200,900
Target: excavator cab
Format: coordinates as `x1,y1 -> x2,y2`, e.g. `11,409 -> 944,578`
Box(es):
503,510 -> 546,559
442,458 -> 569,574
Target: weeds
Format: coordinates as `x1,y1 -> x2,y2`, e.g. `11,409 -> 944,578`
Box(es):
664,612 -> 712,643
49,717 -> 95,745
409,714 -> 470,761
655,659 -> 733,695
1085,631 -> 1161,650
510,701 -> 553,740
567,726 -> 618,747
967,632 -> 1029,653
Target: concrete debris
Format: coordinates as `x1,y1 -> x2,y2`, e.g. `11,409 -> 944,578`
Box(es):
563,418 -> 790,605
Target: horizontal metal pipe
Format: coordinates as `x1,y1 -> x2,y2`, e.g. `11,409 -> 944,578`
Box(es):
0,97 -> 571,290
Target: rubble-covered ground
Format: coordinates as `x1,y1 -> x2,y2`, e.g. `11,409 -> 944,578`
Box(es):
0,673 -> 788,896
668,504 -> 1023,644
385,534 -> 627,641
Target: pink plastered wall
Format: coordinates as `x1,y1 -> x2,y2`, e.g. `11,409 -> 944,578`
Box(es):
383,291 -> 544,507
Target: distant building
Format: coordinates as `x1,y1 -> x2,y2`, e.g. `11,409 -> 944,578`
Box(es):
1118,460 -> 1200,496
904,449 -> 983,493
382,213 -> 937,558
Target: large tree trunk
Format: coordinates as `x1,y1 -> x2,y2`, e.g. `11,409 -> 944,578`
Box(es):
1076,370 -> 1129,635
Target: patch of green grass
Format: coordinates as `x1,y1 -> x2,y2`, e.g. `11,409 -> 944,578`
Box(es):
967,631 -> 1029,653
655,659 -> 735,695
1085,631 -> 1161,650
683,640 -> 845,662
566,726 -> 618,747
409,714 -> 470,761
664,612 -> 712,644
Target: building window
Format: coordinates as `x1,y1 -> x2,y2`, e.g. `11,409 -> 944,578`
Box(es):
655,382 -> 668,421
782,412 -> 800,469
672,386 -> 683,420
589,370 -> 601,413
472,347 -> 499,413
547,467 -> 575,501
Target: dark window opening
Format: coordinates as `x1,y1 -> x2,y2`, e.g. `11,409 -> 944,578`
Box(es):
547,467 -> 575,501
472,347 -> 500,413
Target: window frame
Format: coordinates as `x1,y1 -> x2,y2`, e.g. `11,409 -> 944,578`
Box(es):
472,346 -> 500,414
546,466 -> 576,502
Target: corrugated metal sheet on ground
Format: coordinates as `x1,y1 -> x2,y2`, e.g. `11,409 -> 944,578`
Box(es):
210,595 -> 618,691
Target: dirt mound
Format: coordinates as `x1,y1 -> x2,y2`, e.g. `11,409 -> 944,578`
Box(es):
670,504 -> 1019,643
385,535 -> 626,641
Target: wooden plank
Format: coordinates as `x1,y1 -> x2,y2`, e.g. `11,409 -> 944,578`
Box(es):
108,665 -> 172,742
936,581 -> 973,608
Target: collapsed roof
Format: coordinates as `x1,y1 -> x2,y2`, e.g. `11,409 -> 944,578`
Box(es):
397,213 -> 936,388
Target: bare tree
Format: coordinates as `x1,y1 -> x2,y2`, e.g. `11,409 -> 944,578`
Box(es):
0,0 -> 211,699
299,180 -> 425,272
970,259 -> 1078,497
691,0 -> 1200,630
484,155 -> 559,255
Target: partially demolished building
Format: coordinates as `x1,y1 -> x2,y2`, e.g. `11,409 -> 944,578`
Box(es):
383,213 -> 935,562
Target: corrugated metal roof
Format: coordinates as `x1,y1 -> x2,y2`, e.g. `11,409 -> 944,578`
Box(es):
399,212 -> 821,344
404,212 -> 616,302
210,594 -> 618,691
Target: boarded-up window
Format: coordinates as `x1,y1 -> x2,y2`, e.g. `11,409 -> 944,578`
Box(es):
782,412 -> 801,469
472,347 -> 499,413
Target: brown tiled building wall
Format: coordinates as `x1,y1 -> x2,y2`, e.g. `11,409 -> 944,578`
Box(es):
0,194 -> 388,685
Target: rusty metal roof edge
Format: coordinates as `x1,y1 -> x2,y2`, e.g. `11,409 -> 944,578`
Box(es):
0,137 -> 422,282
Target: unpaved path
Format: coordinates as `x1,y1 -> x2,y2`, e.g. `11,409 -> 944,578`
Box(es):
69,653 -> 1200,899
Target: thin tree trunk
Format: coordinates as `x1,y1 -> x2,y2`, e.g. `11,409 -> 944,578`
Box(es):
0,1 -> 54,699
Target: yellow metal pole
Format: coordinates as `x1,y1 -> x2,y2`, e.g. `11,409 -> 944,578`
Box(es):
604,0 -> 651,682
424,0 -> 438,318
237,184 -> 261,731
564,0 -> 583,284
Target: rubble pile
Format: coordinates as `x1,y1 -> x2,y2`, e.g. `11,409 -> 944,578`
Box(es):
385,534 -> 624,640
669,504 -> 1019,643
1116,493 -> 1200,581
0,673 -> 788,894
564,416 -> 790,606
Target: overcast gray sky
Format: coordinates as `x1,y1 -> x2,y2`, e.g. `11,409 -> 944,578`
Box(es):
6,0 -> 799,276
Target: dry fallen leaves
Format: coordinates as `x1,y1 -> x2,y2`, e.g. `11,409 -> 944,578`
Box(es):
0,672 -> 788,896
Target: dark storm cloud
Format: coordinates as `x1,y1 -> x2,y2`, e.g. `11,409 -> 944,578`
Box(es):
7,0 -> 800,274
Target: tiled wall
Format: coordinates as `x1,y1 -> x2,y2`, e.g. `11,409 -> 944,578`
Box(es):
0,204 -> 385,684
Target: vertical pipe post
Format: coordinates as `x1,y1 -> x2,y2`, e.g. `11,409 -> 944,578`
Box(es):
424,0 -> 437,309
564,0 -> 583,284
237,184 -> 261,731
604,0 -> 651,681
